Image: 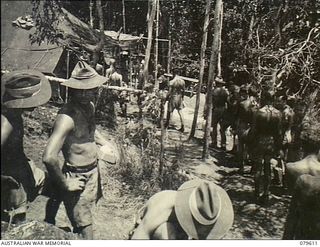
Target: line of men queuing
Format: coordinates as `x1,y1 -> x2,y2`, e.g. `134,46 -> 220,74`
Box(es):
204,76 -> 320,239
1,62 -> 319,239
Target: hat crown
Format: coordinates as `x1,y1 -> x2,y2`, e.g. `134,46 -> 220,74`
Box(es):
2,70 -> 51,108
5,75 -> 41,98
189,182 -> 221,225
71,67 -> 98,80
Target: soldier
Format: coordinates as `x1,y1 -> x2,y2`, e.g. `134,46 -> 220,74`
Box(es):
283,173 -> 320,239
43,64 -> 109,239
130,179 -> 234,240
247,89 -> 282,204
235,85 -> 259,173
210,77 -> 229,150
1,70 -> 51,223
165,68 -> 186,132
107,60 -> 128,118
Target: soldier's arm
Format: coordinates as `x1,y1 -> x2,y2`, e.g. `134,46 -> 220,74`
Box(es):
1,114 -> 20,188
131,191 -> 176,239
1,114 -> 13,148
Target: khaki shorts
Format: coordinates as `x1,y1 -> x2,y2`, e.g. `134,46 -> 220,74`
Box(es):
168,95 -> 183,112
61,161 -> 102,228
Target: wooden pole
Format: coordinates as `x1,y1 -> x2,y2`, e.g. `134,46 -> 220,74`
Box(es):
65,50 -> 70,103
154,0 -> 160,90
44,75 -> 144,94
189,0 -> 211,140
202,0 -> 223,160
167,39 -> 171,73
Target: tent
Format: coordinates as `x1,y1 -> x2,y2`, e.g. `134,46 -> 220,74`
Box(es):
1,1 -> 66,77
1,0 -> 143,98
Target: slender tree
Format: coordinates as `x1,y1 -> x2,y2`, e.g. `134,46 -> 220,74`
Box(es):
89,0 -> 94,28
189,0 -> 212,140
154,0 -> 160,90
202,0 -> 223,160
144,0 -> 157,87
91,0 -> 105,68
122,0 -> 126,33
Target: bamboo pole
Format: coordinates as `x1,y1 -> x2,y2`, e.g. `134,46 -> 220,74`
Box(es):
44,75 -> 144,94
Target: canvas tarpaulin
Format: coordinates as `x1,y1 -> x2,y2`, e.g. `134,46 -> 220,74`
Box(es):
1,1 -> 65,74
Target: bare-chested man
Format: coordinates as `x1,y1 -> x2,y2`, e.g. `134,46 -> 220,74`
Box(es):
43,64 -> 108,239
248,89 -> 282,204
235,85 -> 259,173
130,179 -> 234,240
210,77 -> 229,150
165,68 -> 185,132
105,58 -> 116,79
1,70 -> 51,223
106,60 -> 128,117
283,173 -> 320,239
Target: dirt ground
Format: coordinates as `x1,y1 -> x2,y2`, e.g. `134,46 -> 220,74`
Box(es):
2,94 -> 292,240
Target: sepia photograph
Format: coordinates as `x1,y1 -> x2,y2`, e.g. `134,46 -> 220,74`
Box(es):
1,0 -> 319,242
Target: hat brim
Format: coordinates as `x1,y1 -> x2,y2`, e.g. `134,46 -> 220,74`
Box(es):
2,70 -> 52,109
175,179 -> 234,240
61,74 -> 107,89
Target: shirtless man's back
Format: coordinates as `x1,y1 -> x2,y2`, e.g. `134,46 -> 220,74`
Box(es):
248,90 -> 282,203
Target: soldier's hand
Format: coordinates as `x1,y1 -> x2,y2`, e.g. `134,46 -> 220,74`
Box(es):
64,175 -> 87,192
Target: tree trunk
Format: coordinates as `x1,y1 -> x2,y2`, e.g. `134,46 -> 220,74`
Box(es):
189,0 -> 212,140
217,3 -> 223,77
154,0 -> 160,91
143,0 -> 157,87
122,0 -> 126,33
202,0 -> 223,160
89,0 -> 94,28
91,0 -> 105,68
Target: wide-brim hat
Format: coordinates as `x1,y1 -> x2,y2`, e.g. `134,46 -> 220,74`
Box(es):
175,179 -> 234,240
2,70 -> 52,109
215,76 -> 226,84
61,61 -> 107,89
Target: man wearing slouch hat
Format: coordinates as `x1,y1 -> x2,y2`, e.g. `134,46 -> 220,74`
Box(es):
43,62 -> 113,239
1,70 -> 52,224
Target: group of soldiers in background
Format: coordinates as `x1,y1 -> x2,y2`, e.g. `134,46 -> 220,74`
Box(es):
208,75 -> 319,238
209,75 -> 316,201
